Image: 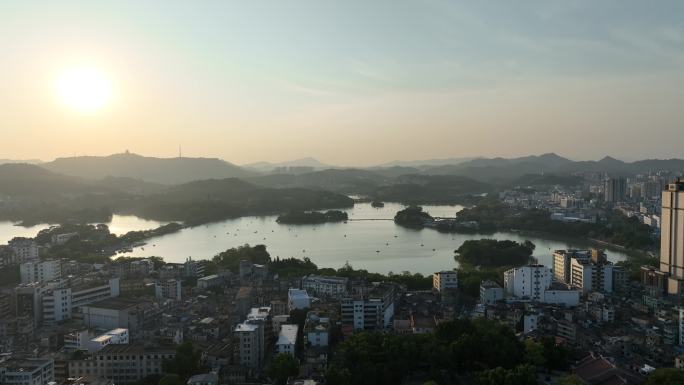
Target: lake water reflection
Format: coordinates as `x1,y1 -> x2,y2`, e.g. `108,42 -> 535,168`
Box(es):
122,203 -> 630,275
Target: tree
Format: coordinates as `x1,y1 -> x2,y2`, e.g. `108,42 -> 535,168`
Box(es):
556,375 -> 583,385
158,374 -> 182,385
476,365 -> 538,385
268,353 -> 299,385
646,368 -> 684,385
162,342 -> 201,380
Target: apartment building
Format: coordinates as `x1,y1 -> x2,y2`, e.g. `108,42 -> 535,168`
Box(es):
433,271 -> 458,292
20,260 -> 61,284
301,275 -> 348,298
341,283 -> 395,331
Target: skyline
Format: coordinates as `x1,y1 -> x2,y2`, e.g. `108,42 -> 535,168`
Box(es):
2,0 -> 684,165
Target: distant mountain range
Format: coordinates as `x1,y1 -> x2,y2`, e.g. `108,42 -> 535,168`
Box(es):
372,157 -> 476,168
6,152 -> 684,188
0,158 -> 42,165
42,152 -> 255,184
243,157 -> 334,172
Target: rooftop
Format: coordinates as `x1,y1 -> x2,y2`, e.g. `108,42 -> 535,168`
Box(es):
288,288 -> 310,299
1,358 -> 52,373
234,322 -> 259,333
277,324 -> 298,346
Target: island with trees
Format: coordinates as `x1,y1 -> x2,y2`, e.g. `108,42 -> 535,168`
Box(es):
393,206 -> 433,228
276,210 -> 348,224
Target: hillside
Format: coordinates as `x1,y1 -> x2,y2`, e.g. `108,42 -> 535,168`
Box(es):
0,164 -> 111,197
42,152 -> 255,184
126,178 -> 354,224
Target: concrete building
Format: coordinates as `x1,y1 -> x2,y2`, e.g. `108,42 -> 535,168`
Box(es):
81,297 -> 147,332
288,289 -> 311,311
341,284 -> 395,331
504,265 -> 552,302
570,255 -> 613,293
155,279 -> 182,300
0,358 -> 54,385
660,179 -> 684,295
479,280 -> 504,305
301,275 -> 348,298
504,265 -> 579,306
304,312 -> 330,347
554,249 -> 614,293
680,308 -> 684,347
40,278 -> 121,325
234,322 -> 261,369
41,287 -> 72,325
86,328 -> 129,353
197,275 -> 221,290
604,178 -> 626,203
8,238 -> 39,263
20,260 -> 60,284
64,329 -> 90,351
93,344 -> 175,384
276,324 -> 298,356
433,271 -> 458,292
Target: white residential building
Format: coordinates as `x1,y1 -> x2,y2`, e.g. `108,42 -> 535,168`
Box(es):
41,278 -> 121,325
20,260 -> 61,284
288,289 -> 311,311
87,328 -> 129,353
301,275 -> 348,298
504,265 -> 552,302
341,284 -> 395,330
433,271 -> 458,292
276,324 -> 298,356
504,265 -> 580,306
64,329 -> 90,351
479,280 -> 504,305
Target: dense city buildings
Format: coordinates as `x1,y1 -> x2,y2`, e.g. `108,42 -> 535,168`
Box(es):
1,171 -> 684,384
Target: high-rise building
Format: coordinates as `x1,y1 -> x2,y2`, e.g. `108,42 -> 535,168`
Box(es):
660,179 -> 684,295
604,178 -> 627,203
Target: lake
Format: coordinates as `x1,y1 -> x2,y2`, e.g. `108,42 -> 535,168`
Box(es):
118,202 -> 630,275
0,215 -> 167,244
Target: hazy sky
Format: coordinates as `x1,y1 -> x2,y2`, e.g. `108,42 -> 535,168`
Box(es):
1,1 -> 684,166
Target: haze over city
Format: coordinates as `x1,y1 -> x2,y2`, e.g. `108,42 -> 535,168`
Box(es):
2,0 -> 684,165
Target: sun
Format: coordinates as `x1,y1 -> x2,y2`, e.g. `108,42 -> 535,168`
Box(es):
55,66 -> 113,112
